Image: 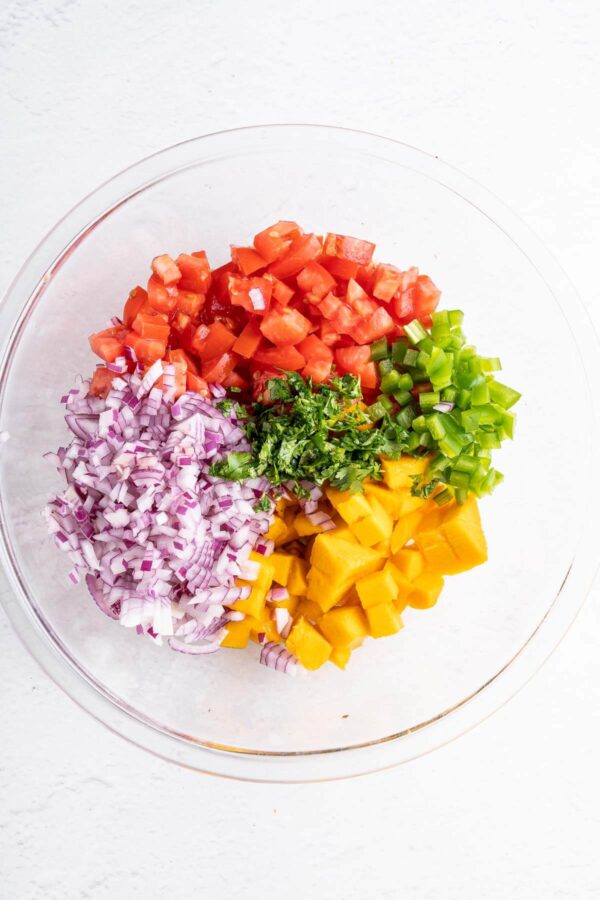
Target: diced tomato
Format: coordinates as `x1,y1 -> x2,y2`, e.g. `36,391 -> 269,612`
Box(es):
228,274 -> 272,315
253,344 -> 306,371
330,303 -> 361,335
132,311 -> 171,342
176,291 -> 205,317
392,289 -> 414,322
323,233 -> 376,266
318,292 -> 343,320
298,334 -> 333,383
88,366 -> 115,398
171,311 -> 192,336
191,321 -> 237,360
222,369 -> 249,390
296,261 -> 336,299
373,264 -> 403,302
413,275 -> 441,317
334,346 -> 378,389
232,320 -> 264,359
268,233 -> 322,279
176,252 -> 212,294
123,286 -> 149,327
355,263 -> 377,294
89,326 -> 127,363
231,245 -> 267,276
321,256 -> 359,281
270,276 -> 295,306
319,321 -> 340,346
259,305 -> 311,346
151,254 -> 181,286
346,279 -> 378,317
349,306 -> 395,345
147,275 -> 178,314
201,351 -> 239,383
186,371 -> 210,397
399,267 -> 420,293
254,221 -> 302,263
124,332 -> 167,366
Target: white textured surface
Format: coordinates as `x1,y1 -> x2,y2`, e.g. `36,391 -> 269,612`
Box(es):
1,1 -> 600,898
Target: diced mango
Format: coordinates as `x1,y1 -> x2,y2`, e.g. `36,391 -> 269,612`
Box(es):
330,646 -> 352,669
390,510 -> 426,554
350,496 -> 392,546
363,481 -> 405,520
221,618 -> 253,649
248,552 -> 276,588
408,572 -> 444,609
329,522 -> 358,543
441,495 -> 487,570
232,583 -> 268,619
286,617 -> 332,670
271,595 -> 300,616
381,455 -> 430,491
265,517 -> 287,543
310,535 -> 385,584
325,486 -> 353,509
367,602 -> 404,637
270,552 -> 294,586
392,547 -> 425,581
306,567 -> 350,611
317,606 -> 369,649
356,566 -> 398,609
413,528 -> 459,574
287,557 -> 308,595
336,492 -> 373,524
296,597 -> 326,622
384,562 -> 413,607
374,539 -> 391,554
295,513 -> 327,537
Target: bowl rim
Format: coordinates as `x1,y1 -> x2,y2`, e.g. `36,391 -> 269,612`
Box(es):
1,123 -> 599,782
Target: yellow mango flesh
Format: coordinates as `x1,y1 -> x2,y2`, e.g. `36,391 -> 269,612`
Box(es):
310,535 -> 385,584
363,481 -> 405,519
287,557 -> 308,595
381,455 -> 430,491
270,552 -> 294,586
384,562 -> 413,607
221,618 -> 253,649
408,571 -> 444,609
286,617 -> 332,670
330,646 -> 352,669
295,597 -> 325,623
350,496 -> 393,546
415,495 -> 487,574
336,492 -> 373,524
390,510 -> 426,554
367,602 -> 404,637
356,566 -> 398,609
317,606 -> 369,649
392,547 -> 425,581
295,513 -> 327,537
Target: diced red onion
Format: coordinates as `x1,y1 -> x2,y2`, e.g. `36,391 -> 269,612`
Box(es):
259,641 -> 298,675
249,287 -> 266,311
433,401 -> 455,413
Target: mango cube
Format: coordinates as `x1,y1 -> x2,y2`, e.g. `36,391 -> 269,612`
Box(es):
221,618 -> 253,649
441,495 -> 487,570
310,535 -> 385,584
330,646 -> 352,670
408,572 -> 444,609
232,582 -> 268,619
295,597 -> 325,622
350,496 -> 392,546
265,516 -> 287,543
363,481 -> 405,520
286,617 -> 332,670
390,509 -> 425,554
384,562 -> 413,607
270,552 -> 294,586
381,455 -> 430,491
295,513 -> 327,537
392,547 -> 425,581
336,492 -> 373,524
317,606 -> 369,649
287,557 -> 308,595
356,566 -> 398,609
306,567 -> 350,611
367,602 -> 404,637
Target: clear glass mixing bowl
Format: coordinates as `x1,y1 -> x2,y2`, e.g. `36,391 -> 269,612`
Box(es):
1,125 -> 598,781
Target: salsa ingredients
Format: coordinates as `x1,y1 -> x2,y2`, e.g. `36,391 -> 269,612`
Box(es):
44,366 -> 274,653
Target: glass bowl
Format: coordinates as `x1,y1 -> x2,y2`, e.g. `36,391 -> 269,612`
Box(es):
1,125 -> 598,782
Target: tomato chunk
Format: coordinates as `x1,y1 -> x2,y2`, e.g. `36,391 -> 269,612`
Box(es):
186,371 -> 210,397
202,351 -> 239,383
89,326 -> 126,363
123,286 -> 149,327
296,261 -> 336,299
323,233 -> 376,266
147,275 -> 177,314
232,320 -> 264,359
191,321 -> 237,360
176,291 -> 205,317
298,334 -> 333,383
132,311 -> 171,342
254,221 -> 302,263
268,233 -> 322,279
322,256 -> 359,281
373,264 -> 403,302
413,275 -> 441,317
151,254 -> 181,286
334,346 -> 378,389
89,366 -> 115,397
346,279 -> 378,316
349,306 -> 395,344
260,305 -> 312,346
124,332 -> 167,366
253,344 -> 306,371
176,252 -> 212,293
330,303 -> 361,335
222,369 -> 249,390
231,246 -> 267,276
228,275 -> 272,314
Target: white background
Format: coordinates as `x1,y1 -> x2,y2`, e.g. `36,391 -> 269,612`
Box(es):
1,1 -> 600,897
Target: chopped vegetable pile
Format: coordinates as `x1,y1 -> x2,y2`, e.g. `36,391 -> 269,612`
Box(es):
45,219 -> 520,674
